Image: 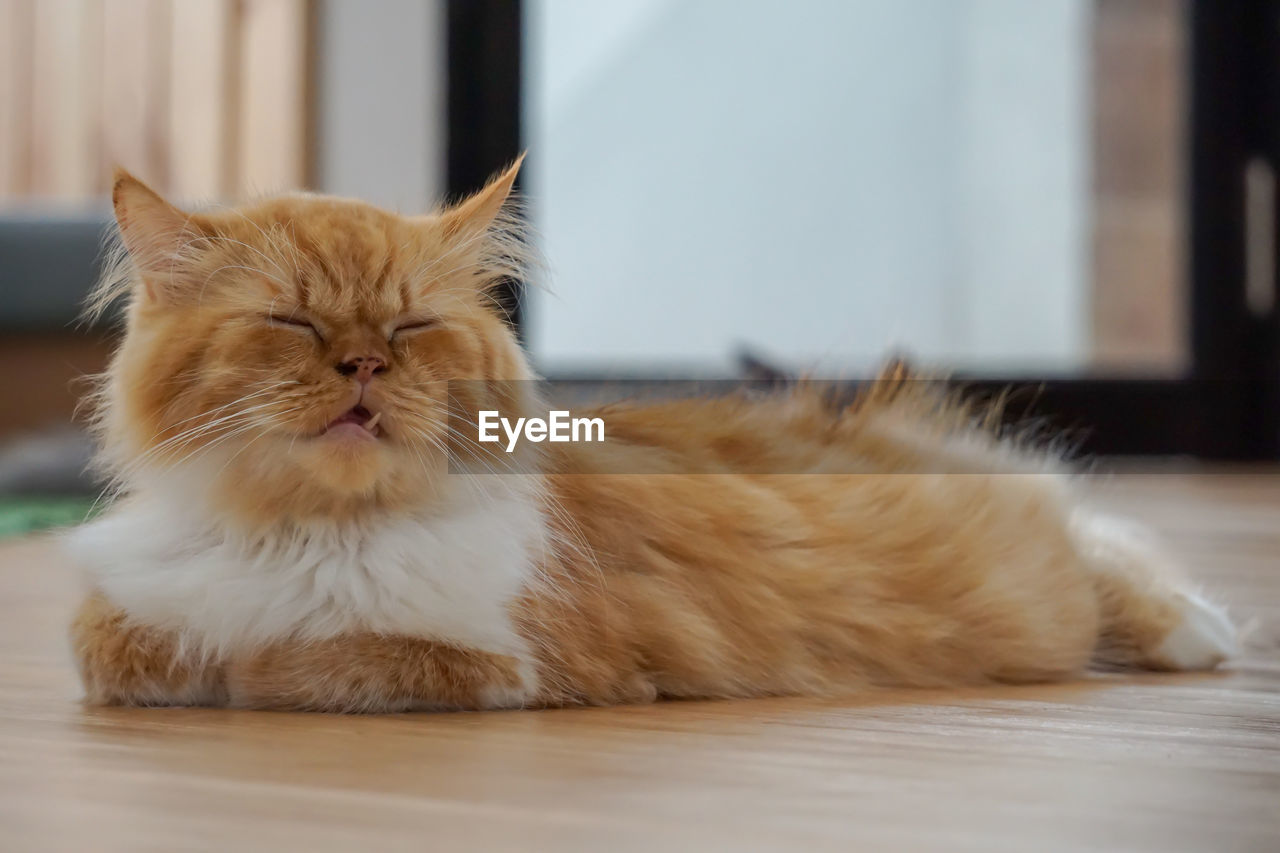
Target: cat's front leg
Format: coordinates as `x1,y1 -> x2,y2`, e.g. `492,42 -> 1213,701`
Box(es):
224,634 -> 537,713
70,591 -> 227,707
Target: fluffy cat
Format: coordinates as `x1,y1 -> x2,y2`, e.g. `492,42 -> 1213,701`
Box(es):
66,160 -> 1238,712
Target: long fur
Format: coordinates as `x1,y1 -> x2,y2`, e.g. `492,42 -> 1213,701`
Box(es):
66,163 -> 1238,712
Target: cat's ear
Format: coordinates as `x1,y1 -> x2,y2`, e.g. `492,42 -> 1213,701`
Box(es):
111,168 -> 204,302
438,154 -> 524,238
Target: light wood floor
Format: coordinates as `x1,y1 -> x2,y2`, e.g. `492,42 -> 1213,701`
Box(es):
1,472 -> 1277,852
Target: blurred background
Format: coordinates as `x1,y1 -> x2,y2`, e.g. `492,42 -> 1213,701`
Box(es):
0,0 -> 1276,530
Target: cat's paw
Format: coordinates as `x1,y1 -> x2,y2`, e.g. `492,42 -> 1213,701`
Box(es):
1152,591 -> 1239,670
71,592 -> 225,707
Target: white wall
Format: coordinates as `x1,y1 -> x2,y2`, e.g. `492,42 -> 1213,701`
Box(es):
315,0 -> 445,212
525,0 -> 1089,374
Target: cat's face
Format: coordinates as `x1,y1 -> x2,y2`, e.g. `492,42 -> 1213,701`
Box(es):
95,161 -> 535,520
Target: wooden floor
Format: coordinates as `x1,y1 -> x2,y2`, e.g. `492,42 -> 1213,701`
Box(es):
1,472 -> 1277,852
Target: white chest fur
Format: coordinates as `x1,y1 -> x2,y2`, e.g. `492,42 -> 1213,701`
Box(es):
64,477 -> 547,662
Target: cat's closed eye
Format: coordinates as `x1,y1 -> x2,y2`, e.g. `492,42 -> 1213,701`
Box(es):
267,313 -> 322,341
390,318 -> 438,340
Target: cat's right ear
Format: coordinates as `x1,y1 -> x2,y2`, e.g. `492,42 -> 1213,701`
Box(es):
111,168 -> 203,303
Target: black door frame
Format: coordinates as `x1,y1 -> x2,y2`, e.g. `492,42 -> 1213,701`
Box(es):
444,0 -> 525,338
1183,0 -> 1280,458
445,0 -> 1280,458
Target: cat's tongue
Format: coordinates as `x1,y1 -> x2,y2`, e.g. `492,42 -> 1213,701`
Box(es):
325,405 -> 383,439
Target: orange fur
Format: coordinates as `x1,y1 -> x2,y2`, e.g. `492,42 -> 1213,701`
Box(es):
71,592 -> 224,706
68,162 -> 1234,712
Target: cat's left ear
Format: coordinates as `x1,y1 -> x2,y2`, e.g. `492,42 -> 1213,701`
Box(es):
111,168 -> 205,303
438,154 -> 524,239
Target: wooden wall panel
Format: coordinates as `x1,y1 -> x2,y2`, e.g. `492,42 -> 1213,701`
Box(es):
30,0 -> 101,197
0,0 -> 311,204
1090,0 -> 1186,371
168,0 -> 237,201
100,0 -> 169,190
0,0 -> 35,196
237,0 -> 310,197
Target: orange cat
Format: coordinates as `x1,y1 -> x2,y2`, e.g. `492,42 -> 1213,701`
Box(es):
67,160 -> 1237,712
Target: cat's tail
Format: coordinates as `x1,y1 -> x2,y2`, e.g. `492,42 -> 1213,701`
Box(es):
1073,512 -> 1239,670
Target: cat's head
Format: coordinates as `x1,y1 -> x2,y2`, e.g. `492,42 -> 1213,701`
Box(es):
90,159 -> 537,521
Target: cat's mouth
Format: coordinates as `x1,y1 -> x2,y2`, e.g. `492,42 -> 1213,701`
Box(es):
322,404 -> 385,440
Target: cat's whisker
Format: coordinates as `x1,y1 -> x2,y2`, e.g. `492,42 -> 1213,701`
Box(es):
179,234 -> 291,285
144,399 -> 292,459
200,207 -> 309,287
162,415 -> 285,473
419,277 -> 518,324
408,227 -> 496,283
115,416 -> 265,481
199,264 -> 295,301
160,382 -> 299,432
111,391 -> 312,483
210,412 -> 298,478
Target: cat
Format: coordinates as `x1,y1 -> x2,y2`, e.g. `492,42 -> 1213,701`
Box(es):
65,159 -> 1238,712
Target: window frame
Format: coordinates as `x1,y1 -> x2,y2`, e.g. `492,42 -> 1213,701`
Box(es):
445,0 -> 1280,458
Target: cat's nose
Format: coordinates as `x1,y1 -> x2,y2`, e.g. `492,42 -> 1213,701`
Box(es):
336,354 -> 387,383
